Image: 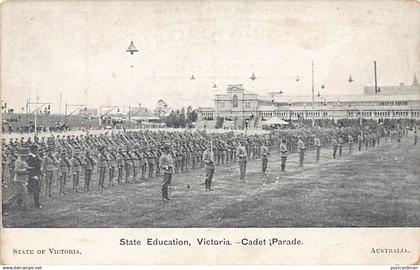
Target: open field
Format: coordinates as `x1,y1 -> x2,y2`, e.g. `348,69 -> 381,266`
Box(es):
2,135 -> 419,228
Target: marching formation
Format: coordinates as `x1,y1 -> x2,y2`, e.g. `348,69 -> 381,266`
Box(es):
1,124 -> 415,213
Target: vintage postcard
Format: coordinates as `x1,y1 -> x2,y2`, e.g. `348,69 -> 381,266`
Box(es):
1,0 -> 419,266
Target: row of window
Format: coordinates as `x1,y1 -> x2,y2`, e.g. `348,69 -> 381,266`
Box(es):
218,101 -> 252,108
379,101 -> 408,106
260,111 -> 420,118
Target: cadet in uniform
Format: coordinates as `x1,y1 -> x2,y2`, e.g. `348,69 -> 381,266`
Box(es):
27,144 -> 43,209
42,147 -> 58,198
220,141 -> 227,165
3,148 -> 31,211
97,146 -> 108,188
236,140 -> 247,182
154,147 -> 161,175
2,151 -> 8,188
365,133 -> 369,149
260,142 -> 270,176
107,149 -> 116,186
297,136 -> 305,167
280,139 -> 288,172
83,150 -> 96,191
358,133 -> 363,151
131,149 -> 140,182
181,145 -> 187,172
159,143 -> 174,201
124,148 -> 132,183
338,136 -> 343,156
8,151 -> 17,186
116,148 -> 124,184
191,144 -> 197,170
348,134 -> 353,154
71,150 -> 83,193
58,151 -> 71,195
332,137 -> 338,159
141,148 -> 148,180
202,142 -> 215,191
314,135 -> 321,162
174,145 -> 182,173
147,146 -> 157,178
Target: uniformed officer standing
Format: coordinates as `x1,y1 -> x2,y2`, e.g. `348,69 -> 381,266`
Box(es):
358,133 -> 363,151
280,139 -> 288,172
365,133 -> 369,149
371,133 -> 376,148
3,148 -> 31,211
202,142 -> 215,191
159,143 -> 174,201
260,142 -> 270,176
348,134 -> 353,154
338,136 -> 343,156
27,145 -> 43,209
97,146 -> 108,188
297,136 -> 305,167
236,140 -> 247,182
314,135 -> 321,162
414,128 -> 418,146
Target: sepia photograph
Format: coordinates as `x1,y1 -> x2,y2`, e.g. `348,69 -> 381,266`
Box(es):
1,0 -> 419,233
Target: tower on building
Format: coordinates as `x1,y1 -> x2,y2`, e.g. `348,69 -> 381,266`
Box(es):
413,73 -> 418,86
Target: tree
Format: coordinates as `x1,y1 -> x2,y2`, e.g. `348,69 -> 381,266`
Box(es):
154,99 -> 169,119
186,108 -> 198,124
164,110 -> 176,127
179,107 -> 186,128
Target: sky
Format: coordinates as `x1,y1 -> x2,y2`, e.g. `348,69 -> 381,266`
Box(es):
1,0 -> 419,114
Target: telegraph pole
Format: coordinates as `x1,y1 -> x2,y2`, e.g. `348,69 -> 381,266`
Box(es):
34,96 -> 38,133
27,98 -> 50,134
374,60 -> 378,94
311,60 -> 315,127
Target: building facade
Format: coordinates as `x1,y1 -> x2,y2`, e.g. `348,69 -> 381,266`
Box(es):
206,79 -> 420,128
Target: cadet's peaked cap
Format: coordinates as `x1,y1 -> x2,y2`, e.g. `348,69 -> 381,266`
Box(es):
30,144 -> 38,151
161,143 -> 170,150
